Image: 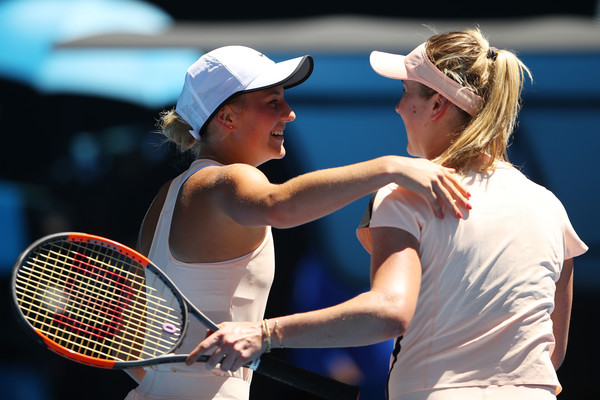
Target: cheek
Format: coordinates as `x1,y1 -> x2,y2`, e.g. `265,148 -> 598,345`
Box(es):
397,101 -> 415,125
396,96 -> 418,118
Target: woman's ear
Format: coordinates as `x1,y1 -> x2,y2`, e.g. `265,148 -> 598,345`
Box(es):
430,94 -> 451,121
215,105 -> 235,130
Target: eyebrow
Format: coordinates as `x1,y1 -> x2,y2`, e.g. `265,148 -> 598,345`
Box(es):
267,87 -> 284,96
251,86 -> 284,100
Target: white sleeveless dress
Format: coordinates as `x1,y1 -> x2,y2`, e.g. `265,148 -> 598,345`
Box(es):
125,160 -> 275,400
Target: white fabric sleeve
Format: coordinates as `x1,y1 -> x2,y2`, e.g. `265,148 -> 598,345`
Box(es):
356,184 -> 428,254
557,201 -> 588,260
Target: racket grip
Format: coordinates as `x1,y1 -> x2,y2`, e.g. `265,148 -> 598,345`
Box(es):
254,354 -> 360,400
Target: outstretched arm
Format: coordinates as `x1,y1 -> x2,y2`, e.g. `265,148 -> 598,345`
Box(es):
186,227 -> 421,371
209,156 -> 469,229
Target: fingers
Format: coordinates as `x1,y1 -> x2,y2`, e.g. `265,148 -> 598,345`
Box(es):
185,322 -> 263,372
432,183 -> 458,219
206,344 -> 235,371
431,169 -> 471,219
215,350 -> 247,372
205,345 -> 256,372
442,168 -> 471,207
186,332 -> 219,366
395,157 -> 471,219
186,333 -> 239,371
426,186 -> 445,219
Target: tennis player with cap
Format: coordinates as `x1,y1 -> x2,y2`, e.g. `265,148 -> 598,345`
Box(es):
124,45 -> 470,400
187,29 -> 587,400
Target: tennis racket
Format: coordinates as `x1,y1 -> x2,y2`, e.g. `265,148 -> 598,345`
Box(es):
11,232 -> 360,400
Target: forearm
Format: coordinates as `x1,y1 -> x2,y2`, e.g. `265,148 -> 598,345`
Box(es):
265,156 -> 399,228
273,229 -> 420,348
220,156 -> 467,227
268,290 -> 409,349
267,154 -> 470,227
189,289 -> 409,371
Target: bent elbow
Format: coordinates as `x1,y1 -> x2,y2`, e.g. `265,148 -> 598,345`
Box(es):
378,303 -> 414,339
263,206 -> 295,228
388,314 -> 412,338
261,195 -> 304,228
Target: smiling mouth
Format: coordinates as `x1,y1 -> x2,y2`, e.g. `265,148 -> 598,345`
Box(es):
271,131 -> 284,137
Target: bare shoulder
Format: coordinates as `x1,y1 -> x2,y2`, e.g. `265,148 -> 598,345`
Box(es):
170,163 -> 270,262
137,180 -> 172,256
211,163 -> 268,182
184,163 -> 270,196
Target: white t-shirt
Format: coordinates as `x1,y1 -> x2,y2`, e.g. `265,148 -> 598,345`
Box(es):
357,163 -> 588,398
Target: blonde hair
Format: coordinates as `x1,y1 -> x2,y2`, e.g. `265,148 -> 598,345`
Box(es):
157,109 -> 199,154
157,93 -> 247,155
425,28 -> 532,173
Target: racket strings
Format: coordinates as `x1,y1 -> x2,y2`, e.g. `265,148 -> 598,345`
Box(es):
14,267 -> 169,360
16,245 -> 179,360
21,249 -> 179,324
16,264 -> 158,360
14,239 -> 186,362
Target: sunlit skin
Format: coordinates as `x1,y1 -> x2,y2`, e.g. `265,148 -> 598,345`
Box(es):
207,86 -> 296,167
396,80 -> 454,160
234,87 -> 295,165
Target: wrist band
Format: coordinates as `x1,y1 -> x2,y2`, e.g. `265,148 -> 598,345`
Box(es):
262,319 -> 271,353
274,319 -> 284,348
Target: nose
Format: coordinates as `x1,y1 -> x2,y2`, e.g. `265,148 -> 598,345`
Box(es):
282,100 -> 296,122
286,110 -> 296,122
395,100 -> 401,115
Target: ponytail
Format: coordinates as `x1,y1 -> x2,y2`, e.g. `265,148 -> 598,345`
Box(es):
157,109 -> 200,154
427,28 -> 532,172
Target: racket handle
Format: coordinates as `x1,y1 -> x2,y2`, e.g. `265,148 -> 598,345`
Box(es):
254,354 -> 360,400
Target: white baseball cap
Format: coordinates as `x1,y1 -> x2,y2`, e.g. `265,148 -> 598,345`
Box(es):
176,46 -> 314,139
370,43 -> 482,115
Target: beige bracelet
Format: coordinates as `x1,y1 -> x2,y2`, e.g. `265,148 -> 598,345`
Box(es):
274,319 -> 284,348
262,319 -> 271,353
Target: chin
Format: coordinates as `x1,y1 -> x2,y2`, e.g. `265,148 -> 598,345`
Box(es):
260,152 -> 285,166
406,146 -> 418,158
274,147 -> 286,159
406,145 -> 427,159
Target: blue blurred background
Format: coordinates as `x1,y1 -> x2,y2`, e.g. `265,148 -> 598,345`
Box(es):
1,0 -> 598,399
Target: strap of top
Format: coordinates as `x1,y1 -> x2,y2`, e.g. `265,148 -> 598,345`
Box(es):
148,160 -> 219,259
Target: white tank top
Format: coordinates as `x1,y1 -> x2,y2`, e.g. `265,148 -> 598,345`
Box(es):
133,159 -> 275,398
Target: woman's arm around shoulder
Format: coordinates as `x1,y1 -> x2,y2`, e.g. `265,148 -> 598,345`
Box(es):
205,156 -> 470,229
